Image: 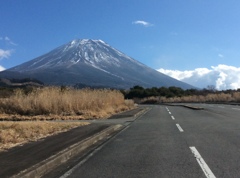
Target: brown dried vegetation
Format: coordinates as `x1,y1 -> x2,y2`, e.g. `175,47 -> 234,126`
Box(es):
0,87 -> 135,120
0,121 -> 89,151
140,91 -> 240,103
0,87 -> 134,150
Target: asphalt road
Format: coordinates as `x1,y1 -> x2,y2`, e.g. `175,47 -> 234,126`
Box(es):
55,104 -> 240,178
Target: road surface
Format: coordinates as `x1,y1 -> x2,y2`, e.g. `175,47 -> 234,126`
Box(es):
49,104 -> 240,178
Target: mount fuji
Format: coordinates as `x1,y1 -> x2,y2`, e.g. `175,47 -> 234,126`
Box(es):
0,39 -> 194,89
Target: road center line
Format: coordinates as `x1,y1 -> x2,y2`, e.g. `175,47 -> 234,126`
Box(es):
232,108 -> 240,110
176,124 -> 184,132
169,112 -> 171,114
190,147 -> 216,178
171,116 -> 175,120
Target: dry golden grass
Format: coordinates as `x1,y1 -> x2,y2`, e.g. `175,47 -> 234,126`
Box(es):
0,87 -> 134,151
0,87 -> 135,120
139,91 -> 240,103
232,92 -> 240,102
0,121 -> 89,151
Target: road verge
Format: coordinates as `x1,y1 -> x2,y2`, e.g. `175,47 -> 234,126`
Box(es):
11,124 -> 124,178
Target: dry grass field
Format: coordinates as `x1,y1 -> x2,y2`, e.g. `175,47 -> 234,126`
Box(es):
0,87 -> 135,120
0,87 -> 134,151
0,121 -> 89,151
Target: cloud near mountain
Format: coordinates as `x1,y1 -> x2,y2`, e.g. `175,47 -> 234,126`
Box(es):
0,49 -> 12,60
158,64 -> 240,90
0,66 -> 5,71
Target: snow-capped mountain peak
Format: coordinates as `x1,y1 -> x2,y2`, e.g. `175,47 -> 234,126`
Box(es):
1,39 -> 194,89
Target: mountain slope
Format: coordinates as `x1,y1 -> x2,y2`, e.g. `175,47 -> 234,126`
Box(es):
0,39 -> 194,89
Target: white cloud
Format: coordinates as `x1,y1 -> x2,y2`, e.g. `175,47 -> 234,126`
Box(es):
0,49 -> 13,59
0,37 -> 15,69
0,36 -> 17,46
157,64 -> 240,90
5,37 -> 10,41
4,36 -> 17,46
0,65 -> 5,71
132,20 -> 153,27
218,54 -> 224,58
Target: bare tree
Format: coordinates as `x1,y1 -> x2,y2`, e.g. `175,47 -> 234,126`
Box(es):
207,85 -> 217,92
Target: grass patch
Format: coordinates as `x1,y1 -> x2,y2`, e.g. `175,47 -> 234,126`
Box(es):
0,87 -> 134,150
0,121 -> 89,151
0,87 -> 135,120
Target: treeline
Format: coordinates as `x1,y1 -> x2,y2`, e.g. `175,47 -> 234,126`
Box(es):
123,85 -> 201,99
0,78 -> 44,86
8,78 -> 44,85
0,77 -> 44,98
122,85 -> 240,103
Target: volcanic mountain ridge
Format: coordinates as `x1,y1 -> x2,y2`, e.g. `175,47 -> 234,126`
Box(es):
0,39 -> 194,89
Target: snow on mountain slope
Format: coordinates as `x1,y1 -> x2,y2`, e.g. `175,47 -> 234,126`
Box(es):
14,39 -> 139,71
0,39 -> 195,89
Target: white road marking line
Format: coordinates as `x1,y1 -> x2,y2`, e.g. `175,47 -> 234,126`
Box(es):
190,147 -> 216,178
169,112 -> 171,114
176,124 -> 184,132
171,116 -> 175,120
218,106 -> 224,108
232,108 -> 240,110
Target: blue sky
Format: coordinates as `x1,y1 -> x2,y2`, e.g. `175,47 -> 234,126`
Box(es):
1,0 -> 240,89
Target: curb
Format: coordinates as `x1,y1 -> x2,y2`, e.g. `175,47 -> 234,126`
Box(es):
134,107 -> 151,118
183,105 -> 204,110
108,107 -> 146,119
163,103 -> 204,110
11,124 -> 124,178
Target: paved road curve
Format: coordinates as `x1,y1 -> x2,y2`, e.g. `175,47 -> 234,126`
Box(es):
58,104 -> 240,178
